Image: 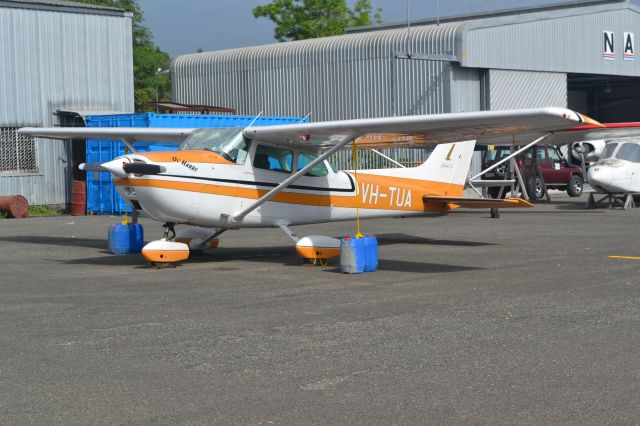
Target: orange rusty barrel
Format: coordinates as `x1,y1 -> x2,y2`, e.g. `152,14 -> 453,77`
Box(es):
0,195 -> 29,218
71,180 -> 86,216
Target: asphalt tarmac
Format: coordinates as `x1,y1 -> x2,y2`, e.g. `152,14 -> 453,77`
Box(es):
1,194 -> 639,424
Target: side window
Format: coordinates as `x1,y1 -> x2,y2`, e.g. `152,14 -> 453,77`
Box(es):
548,147 -> 561,162
536,147 -> 547,161
253,144 -> 293,173
297,152 -> 329,177
616,143 -> 640,163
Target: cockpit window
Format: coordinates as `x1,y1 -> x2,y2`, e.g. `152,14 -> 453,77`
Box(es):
253,144 -> 293,173
615,143 -> 640,163
179,127 -> 251,164
600,143 -> 618,160
297,152 -> 329,177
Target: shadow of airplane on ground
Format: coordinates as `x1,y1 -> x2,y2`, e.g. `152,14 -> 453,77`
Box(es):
2,232 -> 488,274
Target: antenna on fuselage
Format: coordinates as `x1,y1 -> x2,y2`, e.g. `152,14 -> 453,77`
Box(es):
299,111 -> 312,124
245,110 -> 264,129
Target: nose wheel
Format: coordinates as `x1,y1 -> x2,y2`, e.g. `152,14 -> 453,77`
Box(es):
142,222 -> 190,268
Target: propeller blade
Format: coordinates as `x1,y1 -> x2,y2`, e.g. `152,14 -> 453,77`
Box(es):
79,162 -> 106,172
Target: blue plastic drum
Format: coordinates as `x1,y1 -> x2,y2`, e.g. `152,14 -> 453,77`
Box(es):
363,235 -> 378,272
108,223 -> 144,254
340,236 -> 365,274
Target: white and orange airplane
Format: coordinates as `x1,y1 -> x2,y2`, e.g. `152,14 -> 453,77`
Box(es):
20,107 -> 603,266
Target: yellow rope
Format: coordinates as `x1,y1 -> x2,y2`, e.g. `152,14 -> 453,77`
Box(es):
122,145 -> 130,225
352,141 -> 363,238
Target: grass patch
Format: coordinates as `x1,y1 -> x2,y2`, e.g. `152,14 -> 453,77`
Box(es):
27,205 -> 64,217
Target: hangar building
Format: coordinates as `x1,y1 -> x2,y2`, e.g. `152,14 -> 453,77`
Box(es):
172,0 -> 640,126
0,0 -> 133,206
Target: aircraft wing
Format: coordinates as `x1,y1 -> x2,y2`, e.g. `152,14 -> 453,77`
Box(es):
17,127 -> 194,142
242,107 -> 599,150
476,122 -> 640,145
546,122 -> 640,144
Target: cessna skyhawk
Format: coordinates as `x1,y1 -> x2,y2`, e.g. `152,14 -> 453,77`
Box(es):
20,107 -> 602,266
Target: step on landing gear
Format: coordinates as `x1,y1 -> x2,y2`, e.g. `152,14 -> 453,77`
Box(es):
142,222 -> 190,268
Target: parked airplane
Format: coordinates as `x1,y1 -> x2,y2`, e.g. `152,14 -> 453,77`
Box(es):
19,107 -> 603,266
588,139 -> 640,194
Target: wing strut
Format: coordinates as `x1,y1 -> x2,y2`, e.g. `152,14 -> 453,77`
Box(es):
230,132 -> 361,222
468,133 -> 550,199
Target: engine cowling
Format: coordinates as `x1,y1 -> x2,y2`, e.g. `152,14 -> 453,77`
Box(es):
569,140 -> 606,164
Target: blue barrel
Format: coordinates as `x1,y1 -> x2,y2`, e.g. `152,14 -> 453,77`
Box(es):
340,236 -> 365,274
363,235 -> 378,272
108,223 -> 144,254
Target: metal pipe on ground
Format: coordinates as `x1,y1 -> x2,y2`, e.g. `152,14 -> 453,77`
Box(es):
0,195 -> 29,218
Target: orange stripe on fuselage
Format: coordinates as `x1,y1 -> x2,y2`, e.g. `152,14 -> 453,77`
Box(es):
116,173 -> 463,212
141,150 -> 234,165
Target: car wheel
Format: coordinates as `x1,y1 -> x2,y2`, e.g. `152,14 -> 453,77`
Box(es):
534,176 -> 545,199
495,163 -> 508,178
567,174 -> 583,197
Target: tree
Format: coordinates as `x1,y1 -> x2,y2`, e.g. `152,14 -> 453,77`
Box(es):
253,0 -> 382,42
72,0 -> 170,111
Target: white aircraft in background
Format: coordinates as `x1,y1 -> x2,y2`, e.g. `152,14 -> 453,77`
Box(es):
588,139 -> 640,194
20,107 -> 612,266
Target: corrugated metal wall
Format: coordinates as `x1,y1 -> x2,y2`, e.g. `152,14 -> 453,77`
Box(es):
462,4 -> 640,77
171,1 -> 639,177
0,5 -> 133,205
487,70 -> 567,110
173,23 -> 463,121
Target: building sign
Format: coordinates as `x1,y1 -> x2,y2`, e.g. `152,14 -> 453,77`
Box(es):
603,31 -> 616,60
624,32 -> 635,61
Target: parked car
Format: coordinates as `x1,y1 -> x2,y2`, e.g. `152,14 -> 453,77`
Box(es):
482,145 -> 584,198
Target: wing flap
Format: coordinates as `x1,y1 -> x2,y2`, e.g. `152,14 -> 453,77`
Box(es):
423,196 -> 534,209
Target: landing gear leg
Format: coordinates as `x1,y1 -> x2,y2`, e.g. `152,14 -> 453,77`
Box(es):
162,222 -> 176,241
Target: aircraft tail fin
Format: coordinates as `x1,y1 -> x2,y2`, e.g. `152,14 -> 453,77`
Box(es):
416,140 -> 476,190
363,140 -> 476,197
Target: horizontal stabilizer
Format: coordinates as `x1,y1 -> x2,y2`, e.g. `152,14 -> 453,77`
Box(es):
423,196 -> 533,209
468,179 -> 515,188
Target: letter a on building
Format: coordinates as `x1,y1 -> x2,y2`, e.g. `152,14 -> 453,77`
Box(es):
624,32 -> 635,61
603,31 -> 615,60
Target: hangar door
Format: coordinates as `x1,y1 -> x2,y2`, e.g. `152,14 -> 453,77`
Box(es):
483,70 -> 568,111
568,74 -> 640,123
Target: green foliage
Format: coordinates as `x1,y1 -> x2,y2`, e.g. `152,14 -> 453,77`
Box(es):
27,205 -> 63,217
71,0 -> 171,111
253,0 -> 382,42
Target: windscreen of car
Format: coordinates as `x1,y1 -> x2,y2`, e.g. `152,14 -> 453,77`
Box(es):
548,147 -> 562,162
179,127 -> 251,164
615,143 -> 640,163
484,148 -> 510,162
524,147 -> 546,160
600,143 -> 618,159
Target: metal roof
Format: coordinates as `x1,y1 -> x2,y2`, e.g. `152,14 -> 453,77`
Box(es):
0,0 -> 130,16
348,0 -> 633,33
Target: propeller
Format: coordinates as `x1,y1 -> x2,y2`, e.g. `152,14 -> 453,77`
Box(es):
78,159 -> 166,177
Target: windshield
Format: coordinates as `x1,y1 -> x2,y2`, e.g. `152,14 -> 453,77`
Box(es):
600,143 -> 618,160
179,127 -> 251,164
615,143 -> 640,163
